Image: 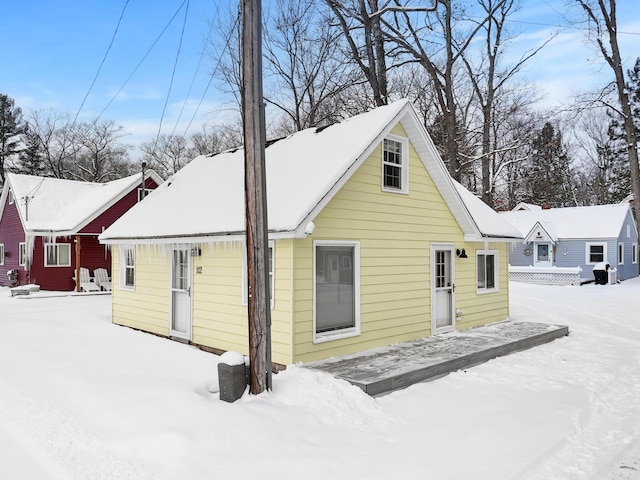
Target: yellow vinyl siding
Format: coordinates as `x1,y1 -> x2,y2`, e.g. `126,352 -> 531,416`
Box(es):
290,123 -> 509,363
111,245 -> 171,336
454,243 -> 510,330
190,241 -> 294,366
109,120 -> 511,366
292,123 -> 454,362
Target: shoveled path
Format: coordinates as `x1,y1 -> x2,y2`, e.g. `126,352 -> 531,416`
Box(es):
305,321 -> 569,396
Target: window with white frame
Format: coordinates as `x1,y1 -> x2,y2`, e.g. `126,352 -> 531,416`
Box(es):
633,243 -> 638,265
627,225 -> 631,239
586,242 -> 606,264
477,250 -> 498,293
314,240 -> 360,342
618,242 -> 625,265
121,246 -> 135,289
19,242 -> 27,267
8,190 -> 14,204
0,244 -> 4,266
242,242 -> 275,309
382,135 -> 409,193
44,243 -> 71,267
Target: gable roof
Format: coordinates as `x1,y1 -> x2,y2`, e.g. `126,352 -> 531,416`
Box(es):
99,100 -> 521,244
500,204 -> 635,240
0,171 -> 162,235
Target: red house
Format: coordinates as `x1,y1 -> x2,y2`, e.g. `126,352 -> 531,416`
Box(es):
0,171 -> 162,291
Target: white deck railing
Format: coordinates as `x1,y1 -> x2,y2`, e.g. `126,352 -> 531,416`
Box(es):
509,266 -> 584,286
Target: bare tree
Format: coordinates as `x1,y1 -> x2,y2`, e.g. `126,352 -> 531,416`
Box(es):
460,0 -> 551,206
575,0 -> 640,228
26,109 -> 80,179
140,134 -> 192,179
73,120 -> 131,182
264,0 -> 361,132
324,0 -> 409,107
189,122 -> 241,156
22,110 -> 132,182
378,0 -> 501,181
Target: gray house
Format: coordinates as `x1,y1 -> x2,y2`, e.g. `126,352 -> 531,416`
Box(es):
501,203 -> 639,282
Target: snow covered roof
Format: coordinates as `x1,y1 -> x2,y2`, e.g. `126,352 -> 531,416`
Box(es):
1,172 -> 162,235
452,181 -> 523,240
100,100 -> 522,244
500,204 -> 635,240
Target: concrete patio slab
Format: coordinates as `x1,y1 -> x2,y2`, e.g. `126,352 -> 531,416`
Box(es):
305,321 -> 569,396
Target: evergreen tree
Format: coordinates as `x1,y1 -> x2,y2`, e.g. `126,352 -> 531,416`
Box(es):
16,127 -> 47,177
523,122 -> 574,207
0,93 -> 27,184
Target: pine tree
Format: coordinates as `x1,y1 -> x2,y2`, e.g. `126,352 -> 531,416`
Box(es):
523,122 -> 574,207
16,127 -> 47,177
0,94 -> 27,184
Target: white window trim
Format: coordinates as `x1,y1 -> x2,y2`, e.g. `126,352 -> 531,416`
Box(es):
627,224 -> 631,239
618,242 -> 625,265
476,249 -> 499,295
381,134 -> 409,194
242,241 -> 275,309
19,242 -> 27,267
44,243 -> 71,267
0,244 -> 4,266
120,246 -> 136,291
8,191 -> 14,204
632,243 -> 638,265
313,240 -> 361,344
138,188 -> 152,201
585,242 -> 607,265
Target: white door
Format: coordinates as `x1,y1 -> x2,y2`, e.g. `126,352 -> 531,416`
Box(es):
432,245 -> 455,333
534,243 -> 552,267
170,248 -> 192,340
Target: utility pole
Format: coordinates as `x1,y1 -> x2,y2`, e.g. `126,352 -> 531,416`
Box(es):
242,0 -> 272,394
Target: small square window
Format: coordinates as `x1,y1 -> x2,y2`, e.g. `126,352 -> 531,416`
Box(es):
586,243 -> 606,264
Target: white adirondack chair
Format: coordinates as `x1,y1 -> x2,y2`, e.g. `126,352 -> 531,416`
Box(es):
94,268 -> 112,291
79,267 -> 100,292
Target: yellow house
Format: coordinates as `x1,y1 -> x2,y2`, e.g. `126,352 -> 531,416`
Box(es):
99,100 -> 522,366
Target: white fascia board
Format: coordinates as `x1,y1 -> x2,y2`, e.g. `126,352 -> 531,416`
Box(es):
99,230 -> 296,246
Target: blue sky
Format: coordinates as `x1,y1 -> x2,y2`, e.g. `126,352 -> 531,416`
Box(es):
1,0 -> 639,157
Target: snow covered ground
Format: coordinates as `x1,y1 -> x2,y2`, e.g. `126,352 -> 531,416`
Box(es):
1,280 -> 640,479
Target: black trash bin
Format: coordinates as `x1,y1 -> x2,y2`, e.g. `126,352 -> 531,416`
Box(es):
218,352 -> 248,403
592,262 -> 610,285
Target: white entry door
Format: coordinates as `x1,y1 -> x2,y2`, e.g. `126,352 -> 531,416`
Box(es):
170,248 -> 192,340
432,245 -> 455,333
534,243 -> 552,267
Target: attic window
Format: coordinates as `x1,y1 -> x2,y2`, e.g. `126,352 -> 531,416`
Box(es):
382,135 -> 409,194
8,190 -> 14,204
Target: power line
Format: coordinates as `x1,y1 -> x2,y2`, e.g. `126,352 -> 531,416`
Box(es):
169,2 -> 220,139
507,18 -> 640,35
180,7 -> 238,138
152,0 -> 190,152
96,0 -> 189,122
73,0 -> 130,126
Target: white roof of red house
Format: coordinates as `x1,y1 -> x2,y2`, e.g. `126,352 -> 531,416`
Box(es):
500,203 -> 635,240
99,100 -> 521,244
1,172 -> 161,235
